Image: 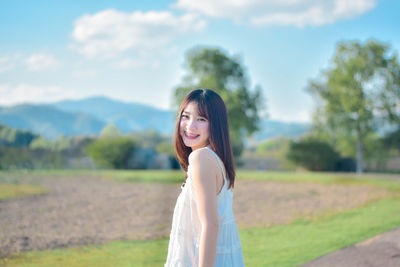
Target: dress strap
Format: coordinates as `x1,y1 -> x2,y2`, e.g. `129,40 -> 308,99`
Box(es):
204,147 -> 227,181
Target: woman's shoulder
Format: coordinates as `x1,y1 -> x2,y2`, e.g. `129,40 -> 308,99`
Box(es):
188,147 -> 217,168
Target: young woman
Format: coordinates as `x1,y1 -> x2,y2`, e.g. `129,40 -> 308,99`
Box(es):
165,89 -> 245,266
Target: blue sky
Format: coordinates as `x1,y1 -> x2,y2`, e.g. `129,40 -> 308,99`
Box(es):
1,0 -> 399,123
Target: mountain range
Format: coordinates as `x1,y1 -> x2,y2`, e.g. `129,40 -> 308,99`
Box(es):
0,96 -> 311,142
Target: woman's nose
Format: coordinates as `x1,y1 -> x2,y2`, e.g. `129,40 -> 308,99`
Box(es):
186,118 -> 197,130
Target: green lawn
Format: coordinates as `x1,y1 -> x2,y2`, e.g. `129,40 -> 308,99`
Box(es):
1,170 -> 400,266
3,196 -> 400,267
241,196 -> 400,266
0,184 -> 49,200
1,169 -> 399,188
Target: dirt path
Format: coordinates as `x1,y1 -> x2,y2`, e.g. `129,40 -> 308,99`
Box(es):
0,174 -> 396,257
301,226 -> 400,267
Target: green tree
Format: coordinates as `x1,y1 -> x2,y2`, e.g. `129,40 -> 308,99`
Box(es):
306,39 -> 400,173
156,141 -> 175,156
286,138 -> 340,171
129,129 -> 165,148
29,136 -> 52,150
0,124 -> 37,147
30,135 -> 73,151
383,127 -> 400,155
99,123 -> 123,139
0,147 -> 66,170
173,46 -> 266,159
87,137 -> 136,169
363,133 -> 391,171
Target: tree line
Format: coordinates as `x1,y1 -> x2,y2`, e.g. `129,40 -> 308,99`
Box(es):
0,38 -> 399,172
171,40 -> 399,173
302,39 -> 400,173
0,123 -> 178,170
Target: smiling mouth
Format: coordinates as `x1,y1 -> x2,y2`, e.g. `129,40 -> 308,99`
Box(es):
184,131 -> 199,140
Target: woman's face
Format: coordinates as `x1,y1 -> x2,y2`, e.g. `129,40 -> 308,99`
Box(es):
180,101 -> 210,151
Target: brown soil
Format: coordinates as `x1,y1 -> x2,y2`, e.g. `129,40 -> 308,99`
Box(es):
0,174 -> 397,257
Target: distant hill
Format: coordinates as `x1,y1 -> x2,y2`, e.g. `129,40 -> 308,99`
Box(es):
0,96 -> 311,141
0,104 -> 105,139
253,119 -> 311,141
244,119 -> 311,147
51,96 -> 175,134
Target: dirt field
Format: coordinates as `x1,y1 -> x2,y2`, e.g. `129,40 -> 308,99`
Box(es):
0,174 -> 396,257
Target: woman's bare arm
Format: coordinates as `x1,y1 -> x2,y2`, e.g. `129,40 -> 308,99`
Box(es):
190,149 -> 219,267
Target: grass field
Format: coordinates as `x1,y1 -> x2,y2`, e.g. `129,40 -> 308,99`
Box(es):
0,184 -> 49,200
1,169 -> 399,266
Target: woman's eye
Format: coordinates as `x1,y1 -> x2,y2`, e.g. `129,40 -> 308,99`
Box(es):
199,118 -> 207,122
181,114 -> 189,119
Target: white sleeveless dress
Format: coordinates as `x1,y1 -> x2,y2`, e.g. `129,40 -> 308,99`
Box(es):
165,147 -> 245,267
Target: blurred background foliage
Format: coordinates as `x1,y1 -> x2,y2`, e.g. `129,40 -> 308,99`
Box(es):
173,46 -> 265,163
1,39 -> 399,173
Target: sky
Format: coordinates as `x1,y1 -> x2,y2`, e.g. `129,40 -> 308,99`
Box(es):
0,0 -> 399,123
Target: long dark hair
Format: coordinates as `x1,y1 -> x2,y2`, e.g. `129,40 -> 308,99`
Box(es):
174,89 -> 236,189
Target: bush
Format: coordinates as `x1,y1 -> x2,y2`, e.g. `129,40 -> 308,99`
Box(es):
335,157 -> 356,172
87,137 -> 136,169
0,124 -> 38,147
286,139 -> 340,171
0,146 -> 66,169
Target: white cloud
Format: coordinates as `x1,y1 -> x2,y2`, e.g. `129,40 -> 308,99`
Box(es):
110,58 -> 155,69
250,5 -> 328,27
71,69 -> 97,78
0,56 -> 15,73
71,9 -> 207,58
25,53 -> 59,71
0,83 -> 80,106
173,0 -> 376,27
0,53 -> 22,73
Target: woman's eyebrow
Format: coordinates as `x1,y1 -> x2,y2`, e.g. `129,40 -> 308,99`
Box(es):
182,111 -> 191,114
